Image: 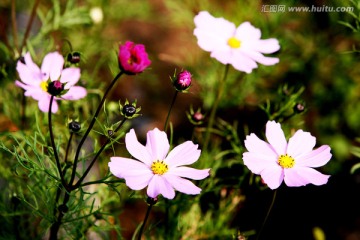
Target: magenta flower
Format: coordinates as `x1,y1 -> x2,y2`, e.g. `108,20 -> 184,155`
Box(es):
118,41 -> 151,75
242,121 -> 332,189
109,128 -> 210,199
194,11 -> 280,73
15,52 -> 87,113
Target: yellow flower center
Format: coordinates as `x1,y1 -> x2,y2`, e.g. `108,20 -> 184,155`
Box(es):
227,37 -> 241,48
151,160 -> 168,175
40,81 -> 48,92
278,154 -> 295,168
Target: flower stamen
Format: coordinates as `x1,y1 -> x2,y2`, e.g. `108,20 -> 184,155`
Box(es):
40,81 -> 48,92
278,154 -> 295,168
227,37 -> 241,48
151,160 -> 168,175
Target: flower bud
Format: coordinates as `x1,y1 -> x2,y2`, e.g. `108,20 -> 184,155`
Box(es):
294,102 -> 305,113
146,196 -> 158,205
67,52 -> 81,64
122,104 -> 136,117
119,99 -> 141,119
47,80 -> 65,96
68,120 -> 81,133
174,70 -> 192,91
118,41 -> 151,75
58,204 -> 68,214
186,106 -> 205,125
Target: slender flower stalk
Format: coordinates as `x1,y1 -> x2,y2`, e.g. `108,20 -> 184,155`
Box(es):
202,64 -> 229,151
69,71 -> 123,186
11,0 -> 19,53
20,0 -> 41,52
72,118 -> 127,189
164,91 -> 178,132
137,198 -> 156,240
256,189 -> 278,240
48,95 -> 66,187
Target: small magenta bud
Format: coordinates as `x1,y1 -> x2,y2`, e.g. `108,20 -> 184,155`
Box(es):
69,120 -> 81,133
174,70 -> 192,91
192,112 -> 204,123
294,103 -> 305,113
48,80 -> 64,96
122,104 -> 136,117
67,52 -> 81,64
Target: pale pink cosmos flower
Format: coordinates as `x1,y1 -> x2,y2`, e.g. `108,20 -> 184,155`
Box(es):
194,11 -> 280,73
109,128 -> 210,199
15,52 -> 87,113
242,121 -> 332,189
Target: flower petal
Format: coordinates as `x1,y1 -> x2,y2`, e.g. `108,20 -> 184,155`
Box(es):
287,130 -> 316,158
194,11 -> 235,52
16,53 -> 43,86
146,128 -> 170,160
284,167 -> 330,187
241,50 -> 279,66
165,141 -> 201,168
61,67 -> 81,88
41,52 -> 64,81
260,165 -> 284,189
163,174 -> 202,195
235,22 -> 261,41
38,95 -> 58,113
252,39 -> 280,54
125,129 -> 153,166
265,121 -> 287,155
243,152 -> 278,174
62,86 -> 87,100
230,50 -> 258,73
109,157 -> 153,190
296,145 -> 332,168
244,133 -> 278,157
147,175 -> 175,199
167,166 -> 209,180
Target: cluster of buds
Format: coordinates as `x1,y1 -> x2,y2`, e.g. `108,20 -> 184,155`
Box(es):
119,99 -> 141,119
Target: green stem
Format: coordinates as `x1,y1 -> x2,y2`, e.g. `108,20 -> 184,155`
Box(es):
72,118 -> 127,189
256,189 -> 278,240
48,95 -> 66,187
137,202 -> 154,240
203,64 -> 230,151
11,0 -> 19,53
69,71 -> 123,186
20,0 -> 41,52
164,91 -> 178,132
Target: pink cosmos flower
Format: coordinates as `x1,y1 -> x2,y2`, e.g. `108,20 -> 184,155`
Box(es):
194,11 -> 280,73
242,121 -> 332,189
118,41 -> 151,75
109,128 -> 210,199
15,52 -> 87,113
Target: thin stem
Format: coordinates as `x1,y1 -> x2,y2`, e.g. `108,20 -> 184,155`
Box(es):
64,132 -> 73,164
20,0 -> 41,52
137,203 -> 154,240
256,189 -> 278,240
164,91 -> 178,132
11,0 -> 19,53
69,71 -> 123,186
48,95 -> 65,186
49,192 -> 71,240
72,118 -> 127,189
202,64 -> 230,151
20,91 -> 26,129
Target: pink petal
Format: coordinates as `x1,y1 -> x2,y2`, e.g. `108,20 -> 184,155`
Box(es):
109,157 -> 153,190
210,49 -> 233,65
242,50 -> 279,66
243,152 -> 278,174
235,22 -> 261,41
165,141 -> 201,168
61,67 -> 81,88
265,121 -> 287,156
287,130 -> 316,158
244,133 -> 278,157
125,129 -> 153,166
26,88 -> 46,100
38,95 -> 58,113
146,128 -> 170,160
62,86 -> 87,100
193,11 -> 235,52
284,167 -> 330,187
147,175 -> 175,199
41,52 -> 64,81
167,166 -> 209,180
23,52 -> 41,74
230,50 -> 258,73
296,145 -> 332,168
16,54 -> 43,86
252,39 -> 280,54
260,165 -> 284,189
163,174 -> 202,195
